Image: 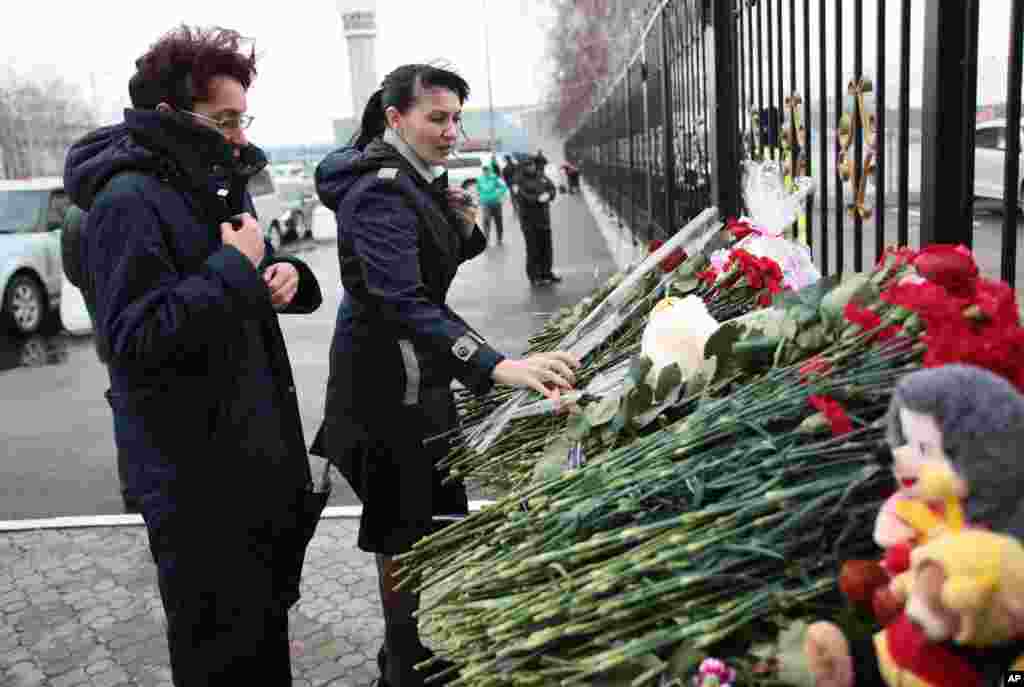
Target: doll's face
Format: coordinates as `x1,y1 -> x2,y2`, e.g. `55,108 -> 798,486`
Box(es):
893,408 -> 963,497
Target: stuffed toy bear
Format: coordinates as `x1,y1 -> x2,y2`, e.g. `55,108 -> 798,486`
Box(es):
840,364 -> 1024,624
806,526 -> 1024,687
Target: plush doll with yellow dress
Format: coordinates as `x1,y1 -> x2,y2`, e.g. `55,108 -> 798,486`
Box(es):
805,464 -> 1024,687
839,364 -> 1024,625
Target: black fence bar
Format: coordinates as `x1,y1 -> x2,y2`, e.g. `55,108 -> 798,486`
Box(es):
1001,0 -> 1023,286
920,0 -> 979,245
853,0 -> 864,271
819,0 -> 829,273
774,0 -> 782,166
875,0 -> 886,264
835,0 -> 844,276
804,0 -> 814,254
662,9 -> 677,237
897,0 -> 910,247
757,0 -> 766,160
767,0 -> 776,158
709,0 -> 741,217
565,0 -> 1019,283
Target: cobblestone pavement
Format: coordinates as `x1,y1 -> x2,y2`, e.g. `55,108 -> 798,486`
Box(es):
0,519 -> 386,687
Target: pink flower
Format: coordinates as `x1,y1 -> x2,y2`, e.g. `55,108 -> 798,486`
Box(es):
694,658 -> 736,687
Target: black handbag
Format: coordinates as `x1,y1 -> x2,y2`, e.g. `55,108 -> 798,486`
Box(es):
279,458 -> 332,609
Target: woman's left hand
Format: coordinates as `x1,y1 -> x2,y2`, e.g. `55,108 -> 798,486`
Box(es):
447,188 -> 479,230
264,262 -> 299,310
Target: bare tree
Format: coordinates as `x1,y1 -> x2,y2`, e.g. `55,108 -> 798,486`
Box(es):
544,0 -> 651,135
0,73 -> 96,179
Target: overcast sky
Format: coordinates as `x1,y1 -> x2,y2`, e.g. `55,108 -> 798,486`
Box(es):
1,1 -> 1018,146
1,1 -> 557,146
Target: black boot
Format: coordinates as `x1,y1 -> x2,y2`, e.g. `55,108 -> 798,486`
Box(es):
376,555 -> 458,686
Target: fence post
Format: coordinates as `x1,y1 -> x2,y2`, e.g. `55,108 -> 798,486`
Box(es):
707,0 -> 741,218
919,0 -> 980,246
661,8 -> 677,235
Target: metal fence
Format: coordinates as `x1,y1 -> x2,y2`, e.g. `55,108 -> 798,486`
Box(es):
566,0 -> 1024,286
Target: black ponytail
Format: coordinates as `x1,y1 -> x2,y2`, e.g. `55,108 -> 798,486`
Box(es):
351,89 -> 386,150
350,64 -> 471,150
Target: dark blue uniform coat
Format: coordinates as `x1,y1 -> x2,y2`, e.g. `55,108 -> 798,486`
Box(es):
65,109 -> 323,684
312,140 -> 505,554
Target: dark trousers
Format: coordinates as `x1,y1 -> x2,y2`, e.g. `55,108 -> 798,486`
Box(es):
481,202 -> 504,243
521,221 -> 552,281
148,515 -> 294,686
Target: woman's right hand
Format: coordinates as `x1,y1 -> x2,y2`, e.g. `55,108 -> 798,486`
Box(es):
492,351 -> 580,400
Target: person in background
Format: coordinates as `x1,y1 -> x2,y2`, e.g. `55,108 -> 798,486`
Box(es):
535,148 -> 549,171
561,160 -> 581,194
311,63 -> 579,687
63,25 -> 323,684
476,164 -> 508,245
501,154 -> 519,220
516,155 -> 560,286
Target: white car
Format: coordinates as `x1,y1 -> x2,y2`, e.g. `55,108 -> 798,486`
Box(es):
0,177 -> 66,334
442,151 -> 497,190
247,168 -> 289,250
975,119 -> 1024,209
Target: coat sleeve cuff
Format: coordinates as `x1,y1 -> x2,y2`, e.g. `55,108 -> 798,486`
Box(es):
265,256 -> 323,314
203,246 -> 270,315
454,343 -> 505,396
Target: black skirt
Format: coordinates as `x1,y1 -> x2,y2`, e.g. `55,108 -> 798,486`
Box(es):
311,385 -> 468,555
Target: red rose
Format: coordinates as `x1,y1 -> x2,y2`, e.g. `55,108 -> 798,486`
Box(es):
648,239 -> 687,273
799,356 -> 833,381
809,394 -> 854,436
696,268 -> 719,287
844,302 -> 882,330
912,244 -> 979,297
972,278 -> 1020,327
839,559 -> 890,606
881,281 -> 966,327
726,216 -> 758,240
876,246 -> 917,270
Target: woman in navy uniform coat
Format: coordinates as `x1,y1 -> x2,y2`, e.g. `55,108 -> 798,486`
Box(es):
311,64 -> 579,686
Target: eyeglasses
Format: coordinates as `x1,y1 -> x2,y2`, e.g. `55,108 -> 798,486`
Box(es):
181,109 -> 255,131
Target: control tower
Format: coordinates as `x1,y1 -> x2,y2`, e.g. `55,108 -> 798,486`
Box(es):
337,0 -> 379,121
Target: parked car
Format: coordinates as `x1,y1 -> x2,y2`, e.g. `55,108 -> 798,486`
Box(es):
974,118 -> 1024,209
443,150 -> 497,190
271,164 -> 318,242
0,177 -> 66,334
247,168 -> 289,250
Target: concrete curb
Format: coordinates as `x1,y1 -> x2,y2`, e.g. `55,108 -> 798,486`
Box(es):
0,500 -> 496,533
578,181 -> 645,271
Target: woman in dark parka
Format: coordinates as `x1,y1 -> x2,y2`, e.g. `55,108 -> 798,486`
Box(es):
311,64 -> 579,686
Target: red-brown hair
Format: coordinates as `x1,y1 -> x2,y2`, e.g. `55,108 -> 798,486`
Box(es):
130,25 -> 257,109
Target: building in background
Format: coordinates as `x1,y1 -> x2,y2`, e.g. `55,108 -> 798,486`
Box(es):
333,0 -> 378,148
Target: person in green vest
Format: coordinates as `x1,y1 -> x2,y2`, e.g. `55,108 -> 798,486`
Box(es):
476,164 -> 508,245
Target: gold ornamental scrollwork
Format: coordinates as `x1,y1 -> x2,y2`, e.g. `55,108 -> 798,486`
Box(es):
837,77 -> 877,219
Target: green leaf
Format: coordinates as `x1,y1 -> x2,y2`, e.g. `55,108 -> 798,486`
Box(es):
626,384 -> 654,418
583,394 -> 622,427
819,273 -> 878,330
673,252 -> 709,279
665,642 -> 704,681
732,335 -> 783,359
566,413 -> 593,442
703,321 -> 745,382
795,323 -> 830,351
796,411 -> 829,435
780,316 -> 800,341
654,363 -> 683,402
628,355 -> 654,386
670,276 -> 700,294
